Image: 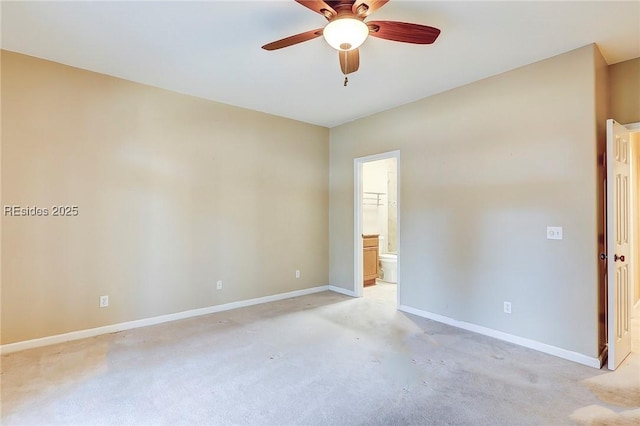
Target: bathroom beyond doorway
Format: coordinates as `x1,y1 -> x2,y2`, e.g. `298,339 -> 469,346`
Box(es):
354,151 -> 400,305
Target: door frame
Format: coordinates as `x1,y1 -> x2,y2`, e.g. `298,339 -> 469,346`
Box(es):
354,150 -> 401,306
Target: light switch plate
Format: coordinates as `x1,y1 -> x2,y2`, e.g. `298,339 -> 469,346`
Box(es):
99,295 -> 109,308
547,226 -> 563,240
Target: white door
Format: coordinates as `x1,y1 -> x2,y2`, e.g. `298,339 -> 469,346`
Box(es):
607,119 -> 632,370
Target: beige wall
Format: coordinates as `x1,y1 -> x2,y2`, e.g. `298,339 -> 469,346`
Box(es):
330,45 -> 604,358
609,57 -> 640,125
1,51 -> 329,344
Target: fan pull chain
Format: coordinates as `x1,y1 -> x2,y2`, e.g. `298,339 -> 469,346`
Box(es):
343,50 -> 348,87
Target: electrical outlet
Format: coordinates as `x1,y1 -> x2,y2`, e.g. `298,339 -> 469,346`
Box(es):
503,301 -> 512,314
216,280 -> 223,290
99,295 -> 109,308
295,270 -> 301,279
547,226 -> 563,240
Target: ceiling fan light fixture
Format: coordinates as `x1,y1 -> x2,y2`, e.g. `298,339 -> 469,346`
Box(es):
323,18 -> 369,51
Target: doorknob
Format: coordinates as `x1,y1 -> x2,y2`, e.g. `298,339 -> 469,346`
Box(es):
614,254 -> 625,262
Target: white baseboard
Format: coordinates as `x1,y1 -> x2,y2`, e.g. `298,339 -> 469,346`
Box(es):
399,304 -> 601,369
328,285 -> 357,297
1,285 -> 330,355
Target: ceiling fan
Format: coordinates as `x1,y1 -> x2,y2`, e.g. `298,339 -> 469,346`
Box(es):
262,1 -> 441,85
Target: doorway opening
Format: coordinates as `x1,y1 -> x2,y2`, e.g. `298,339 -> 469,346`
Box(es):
631,128 -> 640,309
354,151 -> 400,307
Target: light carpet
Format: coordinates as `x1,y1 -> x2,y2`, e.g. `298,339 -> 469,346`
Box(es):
2,282 -> 639,425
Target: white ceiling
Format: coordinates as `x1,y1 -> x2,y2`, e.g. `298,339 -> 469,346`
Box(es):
2,1 -> 639,128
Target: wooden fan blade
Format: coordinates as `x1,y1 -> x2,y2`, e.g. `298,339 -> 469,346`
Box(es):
295,0 -> 336,19
367,21 -> 441,44
262,28 -> 324,51
339,48 -> 360,75
352,0 -> 389,18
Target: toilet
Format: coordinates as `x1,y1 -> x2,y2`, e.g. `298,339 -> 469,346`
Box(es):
378,253 -> 397,283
